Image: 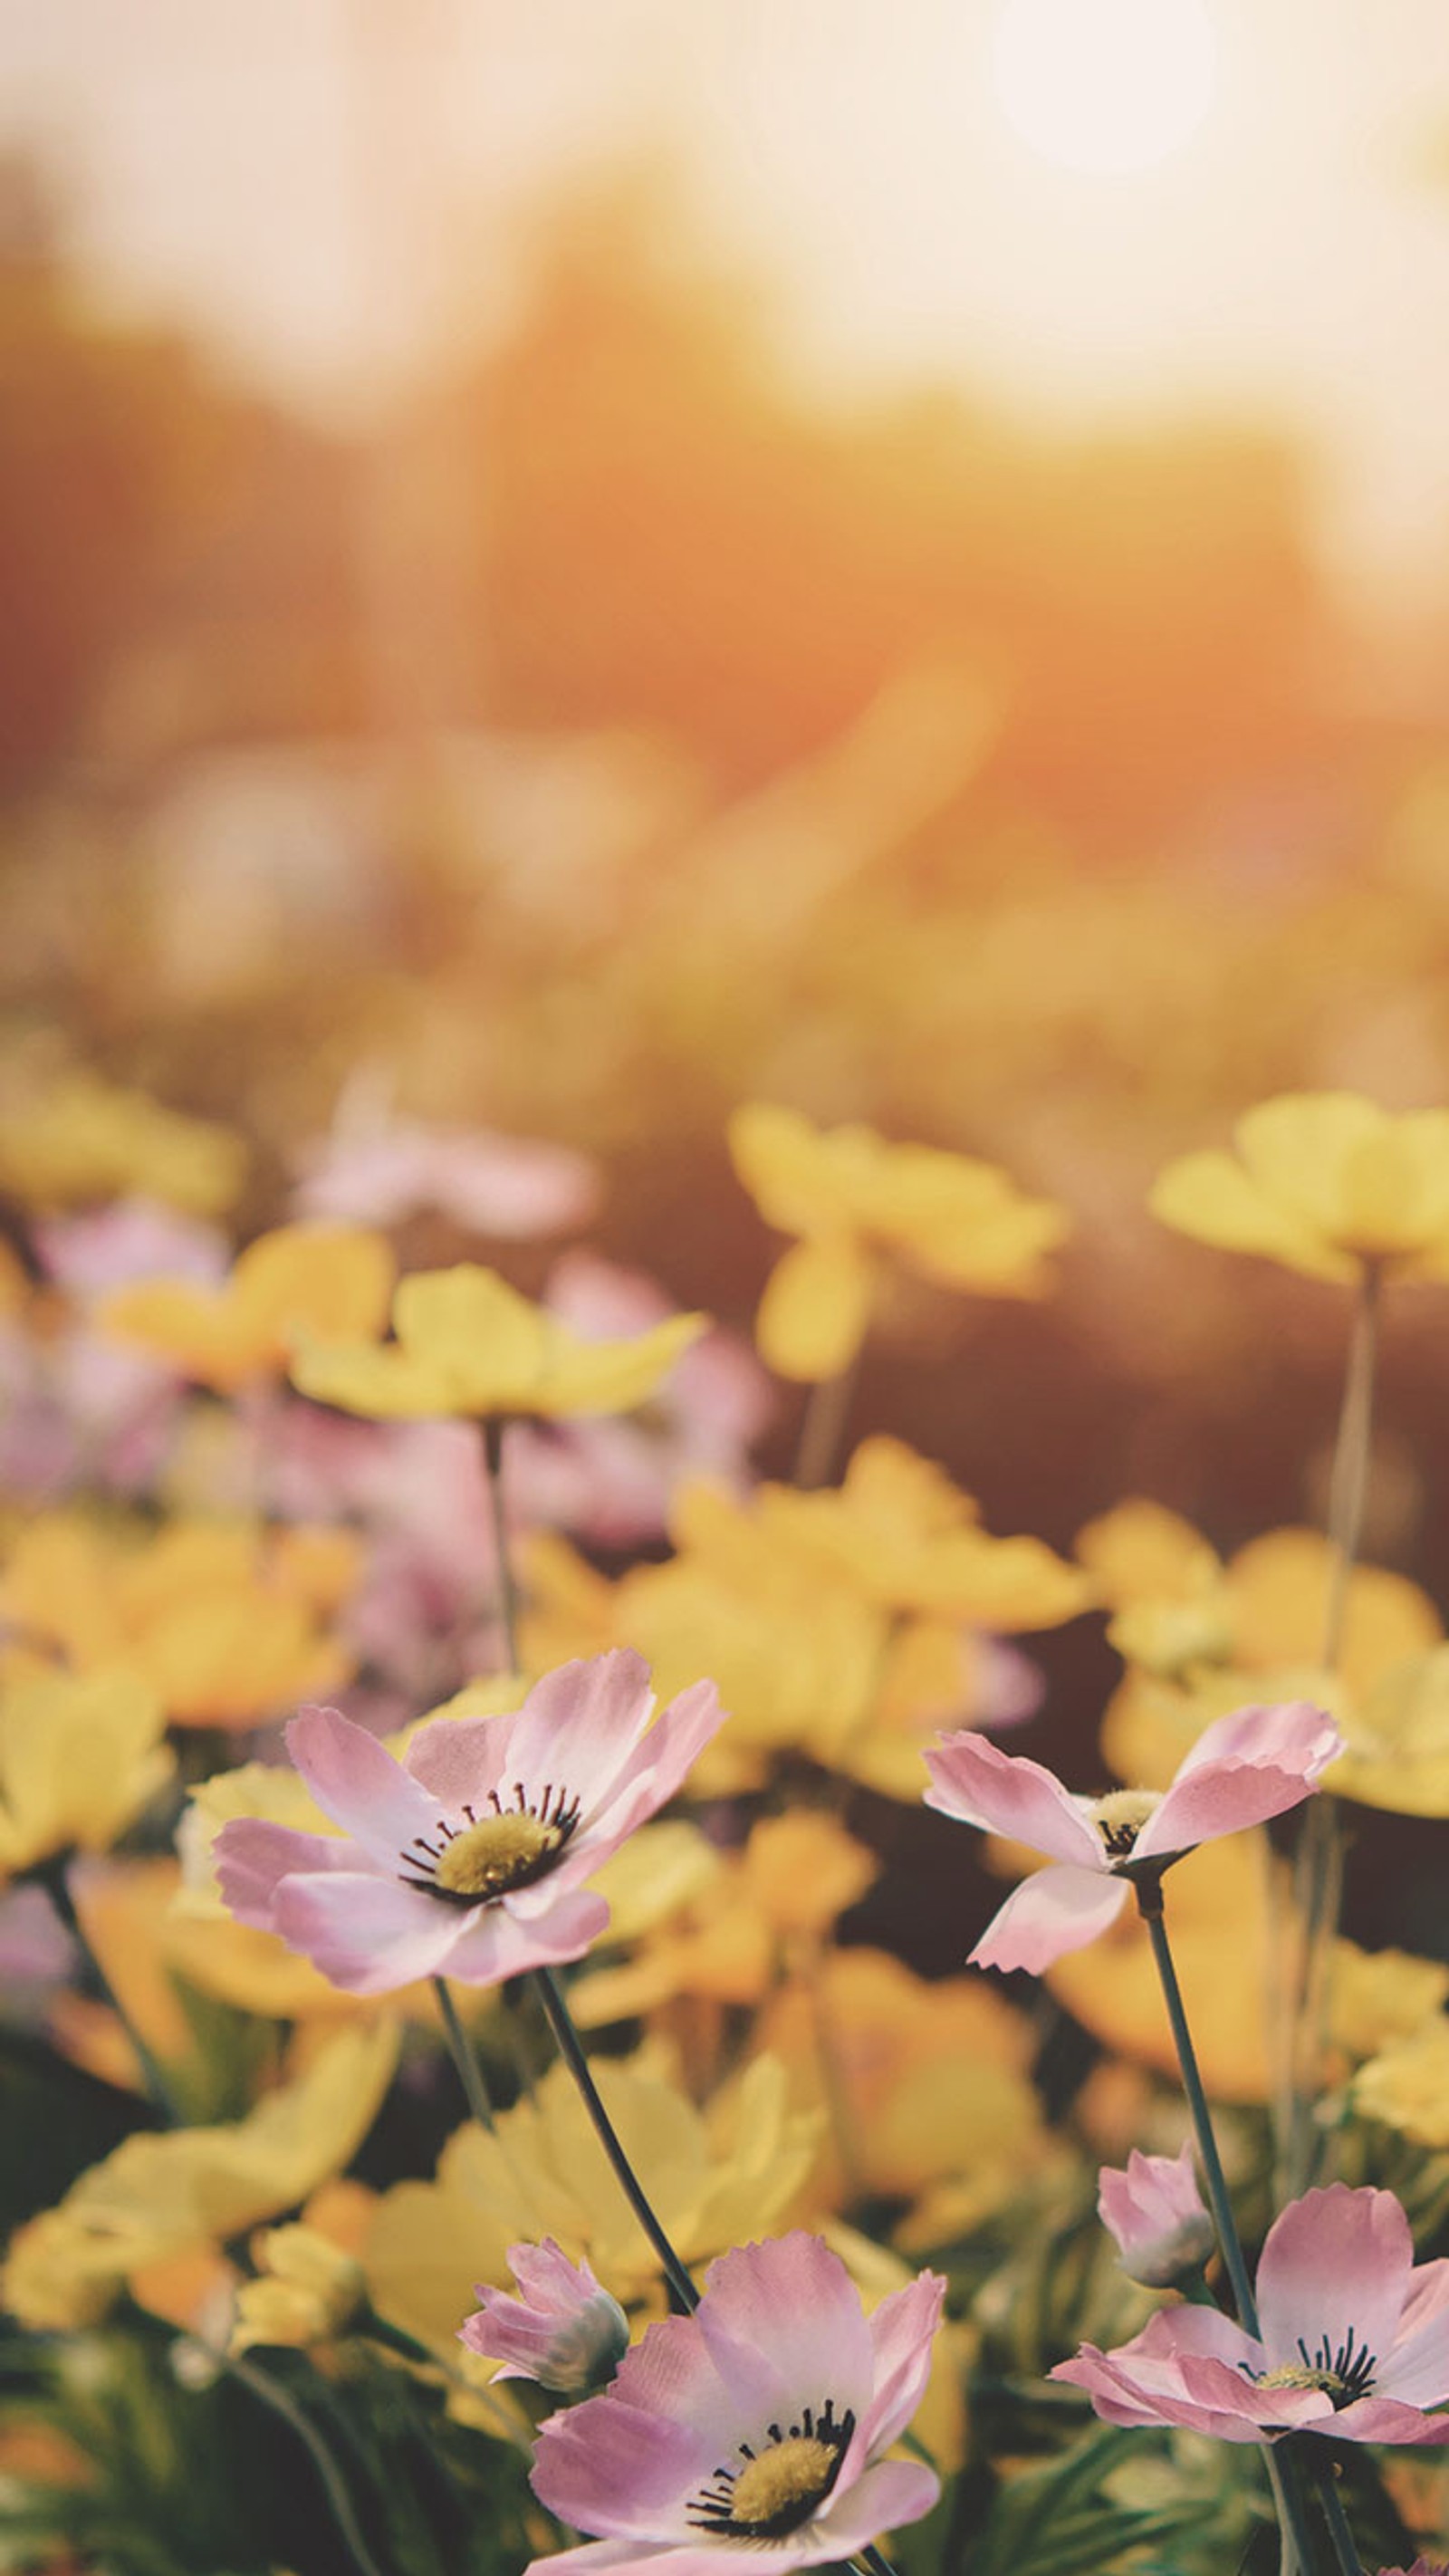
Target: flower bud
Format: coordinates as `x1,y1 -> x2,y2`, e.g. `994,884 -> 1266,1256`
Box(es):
458,2239 -> 629,2396
1098,2143 -> 1214,2287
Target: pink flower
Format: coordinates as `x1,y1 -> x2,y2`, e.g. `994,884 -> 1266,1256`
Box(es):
526,2232 -> 944,2572
214,1650 -> 724,1994
1098,2145 -> 1215,2288
459,2240 -> 629,2394
293,1116 -> 598,1238
923,1699 -> 1342,1973
1052,2185 -> 1449,2446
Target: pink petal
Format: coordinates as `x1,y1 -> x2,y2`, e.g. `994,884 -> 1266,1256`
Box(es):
1256,2187 -> 1414,2387
505,1652 -> 659,1814
858,2273 -> 945,2459
214,1819 -> 359,1930
1138,1700 -> 1340,1859
923,1734 -> 1103,1867
1325,2396 -> 1449,2446
970,1866 -> 1128,1972
443,1888 -> 609,1982
694,2235 -> 875,2437
286,1704 -> 440,1869
531,2389 -> 713,2540
1382,2266 -> 1449,2408
796,2456 -> 941,2561
272,1870 -> 474,1993
580,1680 -> 726,1850
404,1712 -> 513,1811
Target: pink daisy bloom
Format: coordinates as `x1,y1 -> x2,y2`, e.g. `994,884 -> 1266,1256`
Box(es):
1053,2185 -> 1449,2446
214,1649 -> 724,1994
459,2239 -> 629,2394
526,2232 -> 943,2573
923,1698 -> 1341,1972
1098,2144 -> 1215,2289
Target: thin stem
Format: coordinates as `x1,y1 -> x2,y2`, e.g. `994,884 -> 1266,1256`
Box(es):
533,1966 -> 698,2312
434,1975 -> 496,2129
482,1413 -> 522,1671
1138,1885 -> 1325,2576
37,1856 -> 183,2125
793,1343 -> 862,1491
1302,2451 -> 1366,2576
224,2347 -> 393,2576
1283,1262 -> 1383,2195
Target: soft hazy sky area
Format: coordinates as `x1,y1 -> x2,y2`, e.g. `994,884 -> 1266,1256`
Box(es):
7,1 -> 1449,602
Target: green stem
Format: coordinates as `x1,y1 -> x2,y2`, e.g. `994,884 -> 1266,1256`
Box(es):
793,1343 -> 862,1490
433,1975 -> 496,2129
481,1414 -> 523,1671
1301,2449 -> 1366,2576
224,2347 -> 393,2576
1137,1884 -> 1325,2576
533,1966 -> 698,2312
37,1855 -> 183,2125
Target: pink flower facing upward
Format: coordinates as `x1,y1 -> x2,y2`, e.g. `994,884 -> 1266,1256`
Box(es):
1099,2145 -> 1215,2290
459,2241 -> 629,2395
923,1700 -> 1342,1973
1053,2186 -> 1449,2446
214,1650 -> 724,1994
526,2233 -> 944,2574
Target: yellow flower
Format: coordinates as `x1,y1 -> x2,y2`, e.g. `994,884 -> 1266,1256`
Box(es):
1,2023 -> 398,2331
231,2224 -> 366,2353
101,1224 -> 395,1393
364,2052 -> 820,2349
1328,1646 -> 1449,1817
0,1666 -> 171,1878
1150,1092 -> 1449,1283
0,1068 -> 246,1215
1329,1942 -> 1449,2069
291,1263 -> 705,1421
1353,2021 -> 1449,2148
1,1514 -> 356,1731
729,1102 -> 1069,1380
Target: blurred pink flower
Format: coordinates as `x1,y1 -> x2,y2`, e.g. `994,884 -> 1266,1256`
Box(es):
923,1699 -> 1341,1973
293,1116 -> 599,1238
215,1650 -> 724,1994
527,2232 -> 943,2572
459,2240 -> 629,2393
1053,2186 -> 1449,2446
35,1199 -> 228,1297
1098,2144 -> 1214,2287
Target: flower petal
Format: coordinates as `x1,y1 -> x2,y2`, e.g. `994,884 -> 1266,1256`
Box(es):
755,1236 -> 875,1383
505,1652 -> 658,1815
446,1889 -> 609,1981
285,1704 -> 440,1869
1255,2187 -> 1415,2386
1148,1148 -> 1354,1283
695,2234 -> 876,2436
971,1867 -> 1128,1973
214,1819 -> 359,1930
923,1734 -> 1104,1867
531,2389 -> 714,2542
272,1871 -> 474,1994
798,2456 -> 942,2559
857,2272 -> 945,2457
1137,1700 -> 1340,1859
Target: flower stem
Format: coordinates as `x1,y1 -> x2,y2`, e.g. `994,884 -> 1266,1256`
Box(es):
533,1965 -> 698,2313
434,1975 -> 497,2129
1302,2451 -> 1366,2576
1283,1260 -> 1382,2196
1137,1883 -> 1325,2576
481,1413 -> 523,1672
36,1855 -> 183,2126
793,1344 -> 862,1490
224,2346 -> 394,2576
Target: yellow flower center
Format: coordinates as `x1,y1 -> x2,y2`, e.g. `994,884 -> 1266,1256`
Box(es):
402,1787 -> 581,1904
1252,2329 -> 1376,2410
686,2400 -> 854,2540
1088,1788 -> 1160,1860
1256,2363 -> 1348,2397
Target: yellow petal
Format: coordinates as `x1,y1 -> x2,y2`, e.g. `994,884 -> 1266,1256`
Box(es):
394,1264 -> 549,1392
534,1309 -> 707,1418
728,1102 -> 868,1236
755,1236 -> 874,1380
1149,1148 -> 1353,1281
0,1667 -> 171,1876
1234,1092 -> 1390,1238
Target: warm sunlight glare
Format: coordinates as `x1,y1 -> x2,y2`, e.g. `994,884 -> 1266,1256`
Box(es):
993,0 -> 1219,177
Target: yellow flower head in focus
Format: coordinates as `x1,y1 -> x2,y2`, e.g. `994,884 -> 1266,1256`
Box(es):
364,2052 -> 820,2351
101,1223 -> 396,1393
291,1263 -> 706,1421
1,1513 -> 360,1732
0,1665 -> 171,1879
0,1069 -> 247,1216
729,1102 -> 1069,1380
1150,1092 -> 1449,1284
0,2023 -> 398,2331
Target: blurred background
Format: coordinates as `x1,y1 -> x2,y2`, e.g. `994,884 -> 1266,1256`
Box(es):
6,0 -> 1449,1607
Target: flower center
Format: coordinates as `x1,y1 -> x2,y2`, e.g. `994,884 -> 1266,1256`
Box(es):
686,2400 -> 855,2541
401,1784 -> 581,1904
1252,2329 -> 1377,2410
1088,1788 -> 1161,1860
